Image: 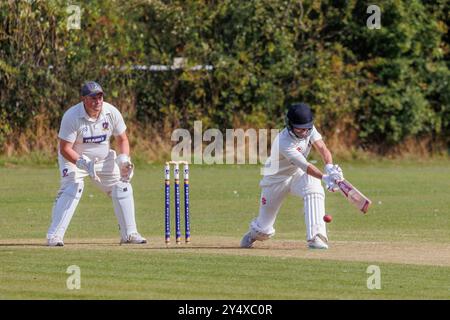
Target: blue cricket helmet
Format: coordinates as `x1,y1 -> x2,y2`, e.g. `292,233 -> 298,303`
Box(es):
285,102 -> 314,130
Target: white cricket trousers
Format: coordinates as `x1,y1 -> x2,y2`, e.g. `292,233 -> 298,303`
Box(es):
253,171 -> 327,241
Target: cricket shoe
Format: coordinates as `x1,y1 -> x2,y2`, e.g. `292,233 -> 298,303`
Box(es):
47,235 -> 64,247
240,231 -> 256,248
120,233 -> 147,244
307,234 -> 328,250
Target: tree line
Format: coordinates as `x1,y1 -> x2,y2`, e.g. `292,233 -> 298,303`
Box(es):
0,0 -> 448,159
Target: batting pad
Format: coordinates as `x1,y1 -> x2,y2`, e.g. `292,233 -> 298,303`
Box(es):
112,182 -> 138,239
47,181 -> 84,239
303,193 -> 327,241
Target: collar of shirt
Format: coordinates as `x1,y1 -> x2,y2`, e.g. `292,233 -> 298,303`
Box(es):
78,102 -> 111,122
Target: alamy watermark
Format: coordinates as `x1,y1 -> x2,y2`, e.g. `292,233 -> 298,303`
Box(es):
171,121 -> 280,175
366,265 -> 381,290
367,5 -> 381,29
66,265 -> 81,290
67,5 -> 81,30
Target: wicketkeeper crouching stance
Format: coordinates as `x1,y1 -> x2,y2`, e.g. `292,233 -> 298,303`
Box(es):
241,102 -> 343,249
46,81 -> 146,246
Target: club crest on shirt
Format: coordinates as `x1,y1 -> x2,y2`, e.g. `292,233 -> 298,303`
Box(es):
296,146 -> 303,153
62,168 -> 69,177
102,121 -> 109,131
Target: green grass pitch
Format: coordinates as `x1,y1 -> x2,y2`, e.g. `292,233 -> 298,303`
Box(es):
0,161 -> 449,299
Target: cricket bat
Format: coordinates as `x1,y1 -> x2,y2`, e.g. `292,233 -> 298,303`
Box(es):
336,179 -> 372,214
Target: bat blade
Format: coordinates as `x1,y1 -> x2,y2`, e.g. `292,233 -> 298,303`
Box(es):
337,179 -> 372,213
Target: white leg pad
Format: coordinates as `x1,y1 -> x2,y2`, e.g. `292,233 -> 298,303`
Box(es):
112,182 -> 138,239
304,193 -> 328,241
47,182 -> 84,239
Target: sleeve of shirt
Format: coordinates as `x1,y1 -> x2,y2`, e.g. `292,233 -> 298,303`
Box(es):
111,107 -> 127,136
279,142 -> 310,172
310,126 -> 323,143
58,113 -> 77,143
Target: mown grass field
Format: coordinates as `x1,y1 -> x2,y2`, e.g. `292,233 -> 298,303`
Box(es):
0,161 -> 449,299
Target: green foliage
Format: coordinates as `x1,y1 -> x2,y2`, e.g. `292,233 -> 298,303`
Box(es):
347,0 -> 449,148
0,0 -> 449,155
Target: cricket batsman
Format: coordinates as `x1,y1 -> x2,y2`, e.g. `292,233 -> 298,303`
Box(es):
240,102 -> 343,249
46,81 -> 147,246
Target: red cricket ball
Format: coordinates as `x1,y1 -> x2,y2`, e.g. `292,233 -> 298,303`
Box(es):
323,214 -> 332,223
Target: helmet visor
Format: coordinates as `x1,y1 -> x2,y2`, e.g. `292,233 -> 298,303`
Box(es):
291,121 -> 313,129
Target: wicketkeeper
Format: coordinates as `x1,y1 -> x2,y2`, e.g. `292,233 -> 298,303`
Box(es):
46,81 -> 146,246
240,102 -> 343,249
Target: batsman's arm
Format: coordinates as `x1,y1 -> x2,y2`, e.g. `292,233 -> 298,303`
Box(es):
279,145 -> 324,180
281,143 -> 338,190
312,139 -> 333,165
306,164 -> 324,180
59,139 -> 80,165
307,163 -> 338,192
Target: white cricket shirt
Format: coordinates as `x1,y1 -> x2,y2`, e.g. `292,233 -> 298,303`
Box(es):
58,102 -> 126,161
261,127 -> 322,185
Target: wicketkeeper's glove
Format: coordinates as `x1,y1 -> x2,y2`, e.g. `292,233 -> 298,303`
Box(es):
76,155 -> 100,182
116,153 -> 134,183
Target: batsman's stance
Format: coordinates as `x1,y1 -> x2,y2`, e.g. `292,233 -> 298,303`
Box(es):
46,81 -> 146,246
241,103 -> 343,249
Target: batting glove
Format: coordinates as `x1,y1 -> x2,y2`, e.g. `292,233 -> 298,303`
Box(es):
322,174 -> 339,192
325,163 -> 344,181
116,153 -> 134,183
76,155 -> 100,182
